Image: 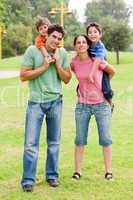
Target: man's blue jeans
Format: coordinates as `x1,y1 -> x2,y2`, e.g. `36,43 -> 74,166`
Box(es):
21,97 -> 62,187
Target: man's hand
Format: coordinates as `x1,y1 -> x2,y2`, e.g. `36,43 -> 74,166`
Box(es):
53,48 -> 60,67
45,54 -> 56,64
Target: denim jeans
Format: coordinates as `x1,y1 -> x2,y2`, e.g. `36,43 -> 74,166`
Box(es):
75,101 -> 112,146
21,97 -> 62,187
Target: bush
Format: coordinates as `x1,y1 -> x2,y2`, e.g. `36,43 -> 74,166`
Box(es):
2,23 -> 33,58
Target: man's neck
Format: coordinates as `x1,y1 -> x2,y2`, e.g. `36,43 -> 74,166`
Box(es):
45,44 -> 55,53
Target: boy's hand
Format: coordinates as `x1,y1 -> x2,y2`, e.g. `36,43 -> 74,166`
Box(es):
45,54 -> 56,64
43,56 -> 52,69
87,73 -> 94,83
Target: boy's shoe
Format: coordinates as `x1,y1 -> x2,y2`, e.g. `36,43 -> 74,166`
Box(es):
105,172 -> 113,180
46,179 -> 59,187
72,172 -> 81,180
22,184 -> 33,192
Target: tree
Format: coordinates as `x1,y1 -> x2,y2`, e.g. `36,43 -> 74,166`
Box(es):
85,0 -> 132,25
0,0 -> 82,57
2,23 -> 32,57
64,13 -> 84,50
102,19 -> 131,64
84,0 -> 133,64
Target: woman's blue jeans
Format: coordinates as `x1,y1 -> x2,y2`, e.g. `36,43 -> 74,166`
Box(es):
21,97 -> 62,187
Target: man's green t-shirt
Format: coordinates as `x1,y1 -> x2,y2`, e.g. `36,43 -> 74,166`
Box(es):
22,45 -> 69,103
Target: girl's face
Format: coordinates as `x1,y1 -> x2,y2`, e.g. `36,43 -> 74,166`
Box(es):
38,24 -> 48,36
87,26 -> 102,44
75,36 -> 88,53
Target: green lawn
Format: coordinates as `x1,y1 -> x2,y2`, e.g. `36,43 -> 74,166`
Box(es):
0,54 -> 133,200
0,51 -> 133,70
0,56 -> 22,70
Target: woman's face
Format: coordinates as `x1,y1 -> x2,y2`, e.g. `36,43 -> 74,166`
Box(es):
74,36 -> 88,54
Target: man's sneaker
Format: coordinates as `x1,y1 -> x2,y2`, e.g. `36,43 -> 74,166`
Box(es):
22,184 -> 33,192
46,179 -> 59,187
105,172 -> 113,180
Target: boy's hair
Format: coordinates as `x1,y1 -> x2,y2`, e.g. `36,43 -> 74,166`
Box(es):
86,22 -> 102,34
35,16 -> 51,31
48,24 -> 65,38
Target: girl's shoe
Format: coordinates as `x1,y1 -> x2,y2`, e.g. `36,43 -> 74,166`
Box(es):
105,172 -> 113,180
72,172 -> 81,180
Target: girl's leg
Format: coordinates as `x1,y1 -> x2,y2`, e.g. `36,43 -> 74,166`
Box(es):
94,101 -> 112,176
103,145 -> 112,173
74,103 -> 91,178
74,145 -> 84,174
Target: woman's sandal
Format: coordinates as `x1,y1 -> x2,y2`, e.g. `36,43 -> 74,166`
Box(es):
105,172 -> 113,180
72,172 -> 81,180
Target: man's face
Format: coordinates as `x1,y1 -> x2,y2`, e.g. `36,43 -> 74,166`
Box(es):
46,31 -> 63,51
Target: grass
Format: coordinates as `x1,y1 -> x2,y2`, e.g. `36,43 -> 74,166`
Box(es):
0,53 -> 133,200
0,51 -> 133,70
0,56 -> 22,70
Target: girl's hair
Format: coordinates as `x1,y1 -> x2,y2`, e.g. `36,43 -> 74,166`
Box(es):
73,34 -> 93,57
86,22 -> 102,34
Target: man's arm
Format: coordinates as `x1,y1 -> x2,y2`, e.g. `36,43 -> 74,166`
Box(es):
54,49 -> 72,84
20,58 -> 50,82
55,65 -> 72,84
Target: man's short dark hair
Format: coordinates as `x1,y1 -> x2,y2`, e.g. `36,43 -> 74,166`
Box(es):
86,22 -> 102,34
48,24 -> 65,38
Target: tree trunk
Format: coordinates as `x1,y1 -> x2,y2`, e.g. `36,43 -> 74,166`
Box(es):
116,50 -> 119,64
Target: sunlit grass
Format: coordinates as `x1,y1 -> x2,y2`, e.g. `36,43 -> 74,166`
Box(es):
0,54 -> 133,200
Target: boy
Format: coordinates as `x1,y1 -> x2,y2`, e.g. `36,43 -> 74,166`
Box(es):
35,16 -> 55,63
86,22 -> 114,110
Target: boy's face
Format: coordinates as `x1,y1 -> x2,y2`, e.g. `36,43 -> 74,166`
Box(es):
87,26 -> 102,44
38,24 -> 48,36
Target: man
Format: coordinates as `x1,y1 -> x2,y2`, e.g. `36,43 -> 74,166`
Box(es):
20,24 -> 71,192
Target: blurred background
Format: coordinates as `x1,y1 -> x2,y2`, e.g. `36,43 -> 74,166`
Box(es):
0,0 -> 133,64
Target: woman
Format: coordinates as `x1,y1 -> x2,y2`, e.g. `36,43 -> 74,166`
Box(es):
70,34 -> 116,180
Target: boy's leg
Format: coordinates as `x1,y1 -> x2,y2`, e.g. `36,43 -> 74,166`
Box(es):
102,71 -> 114,107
